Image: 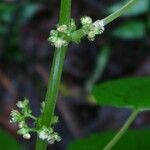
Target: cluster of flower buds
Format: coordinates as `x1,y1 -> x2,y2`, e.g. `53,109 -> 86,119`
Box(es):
48,19 -> 77,48
48,16 -> 105,48
10,99 -> 61,145
38,126 -> 61,144
80,16 -> 105,41
10,99 -> 33,139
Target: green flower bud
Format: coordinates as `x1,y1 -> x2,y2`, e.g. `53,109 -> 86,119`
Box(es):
81,16 -> 92,25
10,110 -> 23,123
57,25 -> 68,33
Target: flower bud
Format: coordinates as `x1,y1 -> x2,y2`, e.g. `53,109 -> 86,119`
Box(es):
23,133 -> 31,140
81,16 -> 92,25
93,20 -> 105,32
57,25 -> 68,33
54,38 -> 68,48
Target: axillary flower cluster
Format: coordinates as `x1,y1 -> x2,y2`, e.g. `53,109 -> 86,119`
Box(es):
48,16 -> 105,48
10,99 -> 61,144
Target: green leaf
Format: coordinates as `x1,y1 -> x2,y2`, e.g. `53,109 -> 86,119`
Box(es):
68,129 -> 150,150
108,0 -> 149,17
112,21 -> 146,39
0,128 -> 24,150
92,77 -> 150,110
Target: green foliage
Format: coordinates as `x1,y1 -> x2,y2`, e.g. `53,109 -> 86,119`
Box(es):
92,77 -> 150,110
0,4 -> 16,37
68,129 -> 150,150
108,0 -> 149,17
0,2 -> 41,24
0,2 -> 40,61
112,20 -> 146,39
0,128 -> 23,150
0,4 -> 16,23
20,3 -> 41,23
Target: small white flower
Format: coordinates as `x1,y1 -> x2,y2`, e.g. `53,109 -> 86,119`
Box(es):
39,130 -> 48,140
23,133 -> 31,140
38,126 -> 53,140
16,101 -> 24,108
48,139 -> 55,144
93,20 -> 105,32
88,31 -> 96,41
47,133 -> 61,144
10,110 -> 22,123
48,36 -> 58,43
38,130 -> 48,140
38,126 -> 61,144
81,16 -> 92,25
53,133 -> 61,142
50,30 -> 58,36
54,38 -> 68,48
17,128 -> 31,139
16,99 -> 29,109
18,121 -> 26,128
17,128 -> 28,134
57,25 -> 67,33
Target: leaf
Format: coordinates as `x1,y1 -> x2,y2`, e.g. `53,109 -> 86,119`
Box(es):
68,129 -> 150,150
92,77 -> 150,110
112,21 -> 146,39
107,0 -> 149,17
0,128 -> 24,150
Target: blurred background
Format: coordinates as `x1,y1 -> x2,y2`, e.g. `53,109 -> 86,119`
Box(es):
0,0 -> 149,149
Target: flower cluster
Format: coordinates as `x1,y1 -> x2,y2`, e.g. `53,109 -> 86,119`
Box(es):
48,19 -> 76,48
10,99 -> 61,144
38,126 -> 61,144
10,99 -> 33,139
81,16 -> 105,41
48,16 -> 105,48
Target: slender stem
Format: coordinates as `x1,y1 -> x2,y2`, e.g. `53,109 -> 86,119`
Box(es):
28,115 -> 37,120
85,45 -> 111,94
103,108 -> 139,150
35,0 -> 71,150
102,0 -> 138,25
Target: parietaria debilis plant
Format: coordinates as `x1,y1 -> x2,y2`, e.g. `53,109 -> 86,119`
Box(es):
10,0 -> 139,150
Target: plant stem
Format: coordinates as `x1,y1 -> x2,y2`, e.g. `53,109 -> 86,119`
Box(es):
103,108 -> 139,150
28,114 -> 37,120
102,0 -> 138,25
35,0 -> 71,150
85,45 -> 111,94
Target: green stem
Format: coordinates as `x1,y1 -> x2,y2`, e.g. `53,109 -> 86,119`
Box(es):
85,45 -> 111,94
35,0 -> 71,150
102,0 -> 138,25
28,114 -> 37,120
103,108 -> 139,150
